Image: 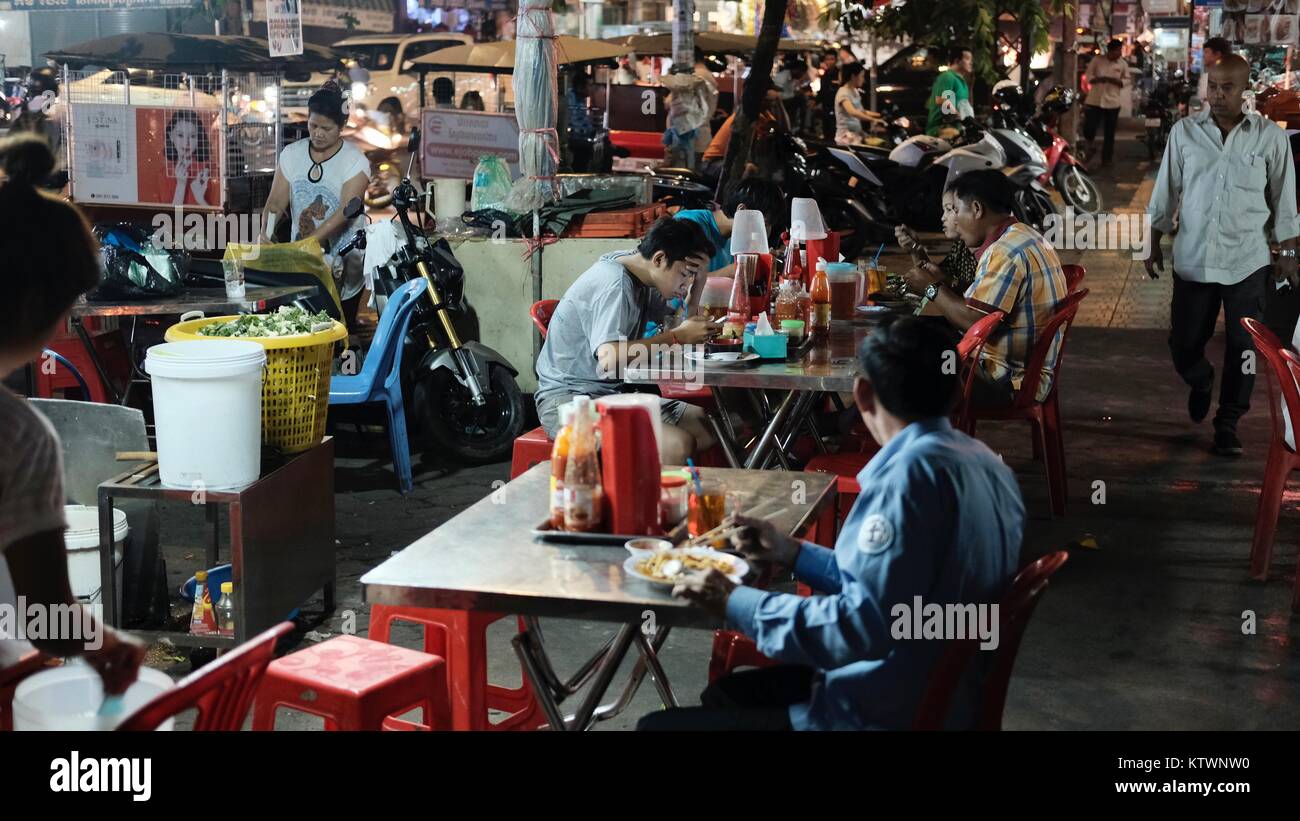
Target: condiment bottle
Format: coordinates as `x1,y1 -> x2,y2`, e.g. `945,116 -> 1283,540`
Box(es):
563,397 -> 603,532
549,403 -> 578,528
809,260 -> 832,342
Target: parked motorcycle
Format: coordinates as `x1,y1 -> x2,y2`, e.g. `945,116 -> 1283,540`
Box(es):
834,117 -> 1057,235
335,154 -> 525,463
990,83 -> 1102,214
1142,74 -> 1193,161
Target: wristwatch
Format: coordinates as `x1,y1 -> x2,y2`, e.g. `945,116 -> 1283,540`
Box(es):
924,281 -> 942,301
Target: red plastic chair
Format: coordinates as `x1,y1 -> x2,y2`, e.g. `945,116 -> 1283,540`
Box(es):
913,550 -> 1069,730
1241,318 -> 1300,604
118,622 -> 294,731
530,299 -> 559,339
1062,263 -> 1086,292
964,288 -> 1088,517
954,310 -> 1007,432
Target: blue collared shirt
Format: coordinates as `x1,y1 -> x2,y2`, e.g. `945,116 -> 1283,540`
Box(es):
725,417 -> 1025,730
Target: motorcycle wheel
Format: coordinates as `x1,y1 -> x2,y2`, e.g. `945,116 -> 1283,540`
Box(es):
414,365 -> 526,465
1015,188 -> 1057,234
1053,164 -> 1103,214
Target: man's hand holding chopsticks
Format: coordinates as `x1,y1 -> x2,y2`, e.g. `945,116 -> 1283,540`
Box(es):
728,513 -> 803,570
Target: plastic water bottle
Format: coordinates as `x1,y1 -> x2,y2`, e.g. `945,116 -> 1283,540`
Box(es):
216,582 -> 235,638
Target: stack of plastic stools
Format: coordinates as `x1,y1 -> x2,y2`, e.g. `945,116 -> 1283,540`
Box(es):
251,635 -> 451,731
368,606 -> 545,731
510,426 -> 553,479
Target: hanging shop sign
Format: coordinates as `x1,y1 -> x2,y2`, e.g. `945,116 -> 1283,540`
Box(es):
253,0 -> 392,32
419,109 -> 519,179
266,0 -> 305,57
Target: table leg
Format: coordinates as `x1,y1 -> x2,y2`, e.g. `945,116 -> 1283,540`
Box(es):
564,624 -> 637,731
745,390 -> 801,469
706,387 -> 742,468
633,627 -> 679,709
588,624 -> 674,723
511,629 -> 570,731
763,391 -> 821,469
71,315 -> 121,405
205,503 -> 221,569
747,390 -> 793,470
98,489 -> 118,626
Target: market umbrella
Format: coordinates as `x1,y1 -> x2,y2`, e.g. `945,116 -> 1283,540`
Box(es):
411,36 -> 630,74
46,33 -> 345,73
504,0 -> 560,214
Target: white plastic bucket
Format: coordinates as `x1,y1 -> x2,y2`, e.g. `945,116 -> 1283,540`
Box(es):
64,505 -> 128,604
145,340 -> 266,491
433,178 -> 468,220
13,663 -> 175,731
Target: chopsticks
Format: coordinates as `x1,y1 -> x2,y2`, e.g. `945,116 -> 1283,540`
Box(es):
685,502 -> 791,548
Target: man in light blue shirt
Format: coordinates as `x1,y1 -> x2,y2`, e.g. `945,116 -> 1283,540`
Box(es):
639,317 -> 1025,730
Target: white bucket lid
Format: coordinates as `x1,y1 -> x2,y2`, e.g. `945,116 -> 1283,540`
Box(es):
145,340 -> 266,380
64,505 -> 129,550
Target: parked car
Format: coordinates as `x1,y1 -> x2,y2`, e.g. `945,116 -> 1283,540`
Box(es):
279,33 -> 504,121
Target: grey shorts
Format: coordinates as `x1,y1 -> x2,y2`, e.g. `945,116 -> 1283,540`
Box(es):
536,393 -> 689,438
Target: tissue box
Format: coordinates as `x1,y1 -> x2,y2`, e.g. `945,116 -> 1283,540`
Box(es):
744,332 -> 788,359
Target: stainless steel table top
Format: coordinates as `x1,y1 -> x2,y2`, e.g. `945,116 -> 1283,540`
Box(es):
71,286 -> 317,318
362,463 -> 837,629
624,322 -> 875,392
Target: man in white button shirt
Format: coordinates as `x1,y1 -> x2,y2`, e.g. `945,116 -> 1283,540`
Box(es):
1083,39 -> 1128,166
1146,54 -> 1300,457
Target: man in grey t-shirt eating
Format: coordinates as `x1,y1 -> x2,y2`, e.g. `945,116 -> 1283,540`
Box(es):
535,217 -> 720,464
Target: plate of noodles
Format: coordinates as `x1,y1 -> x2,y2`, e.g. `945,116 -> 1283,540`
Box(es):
623,544 -> 749,586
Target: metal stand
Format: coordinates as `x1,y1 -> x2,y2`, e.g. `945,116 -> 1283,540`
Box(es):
97,439 -> 337,647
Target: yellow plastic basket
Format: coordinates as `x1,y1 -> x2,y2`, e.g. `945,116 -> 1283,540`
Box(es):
165,316 -> 348,454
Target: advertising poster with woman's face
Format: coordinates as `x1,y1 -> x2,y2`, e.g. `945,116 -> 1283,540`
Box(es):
135,107 -> 221,209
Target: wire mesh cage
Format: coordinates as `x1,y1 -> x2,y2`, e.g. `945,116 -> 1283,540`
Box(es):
60,67 -> 283,216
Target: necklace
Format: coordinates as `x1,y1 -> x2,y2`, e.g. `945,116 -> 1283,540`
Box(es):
307,141 -> 343,183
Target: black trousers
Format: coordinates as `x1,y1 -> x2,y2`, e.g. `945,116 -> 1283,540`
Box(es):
1168,267 -> 1269,432
1082,105 -> 1120,162
636,664 -> 813,731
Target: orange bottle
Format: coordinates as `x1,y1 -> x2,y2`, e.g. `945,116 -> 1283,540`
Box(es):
549,403 -> 578,528
809,263 -> 831,342
563,397 -> 603,532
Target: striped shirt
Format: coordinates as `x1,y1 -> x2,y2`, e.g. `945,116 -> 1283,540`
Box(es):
964,222 -> 1068,402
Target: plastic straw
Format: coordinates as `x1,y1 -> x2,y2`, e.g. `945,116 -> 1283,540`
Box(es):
685,457 -> 704,495
871,243 -> 885,267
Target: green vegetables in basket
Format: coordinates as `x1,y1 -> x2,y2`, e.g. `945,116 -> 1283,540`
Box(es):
196,306 -> 334,338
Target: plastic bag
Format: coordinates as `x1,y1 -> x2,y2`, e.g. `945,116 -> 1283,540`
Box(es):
470,154 -> 514,213
88,224 -> 190,301
223,238 -> 342,318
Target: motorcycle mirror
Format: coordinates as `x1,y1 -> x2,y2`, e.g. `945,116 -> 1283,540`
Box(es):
344,197 -> 365,220
408,126 -> 420,155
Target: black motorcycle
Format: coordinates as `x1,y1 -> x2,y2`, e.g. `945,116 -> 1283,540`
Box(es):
1143,76 -> 1193,161
336,182 -> 525,464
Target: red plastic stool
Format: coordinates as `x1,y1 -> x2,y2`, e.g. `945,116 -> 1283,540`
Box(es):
511,426 -> 553,479
368,605 -> 544,731
251,635 -> 450,731
33,333 -> 129,403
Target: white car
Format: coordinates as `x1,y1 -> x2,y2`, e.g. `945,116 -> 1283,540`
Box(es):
279,33 -> 504,122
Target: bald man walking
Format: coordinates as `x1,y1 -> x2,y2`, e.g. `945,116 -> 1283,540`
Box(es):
1147,54 -> 1300,457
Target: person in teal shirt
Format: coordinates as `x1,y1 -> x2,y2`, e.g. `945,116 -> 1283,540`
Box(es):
672,178 -> 784,278
926,46 -> 973,137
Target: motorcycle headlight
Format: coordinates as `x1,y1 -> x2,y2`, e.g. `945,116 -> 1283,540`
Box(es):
351,81 -> 368,102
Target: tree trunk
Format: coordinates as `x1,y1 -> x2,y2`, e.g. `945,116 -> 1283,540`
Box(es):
1021,19 -> 1034,95
717,0 -> 788,197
